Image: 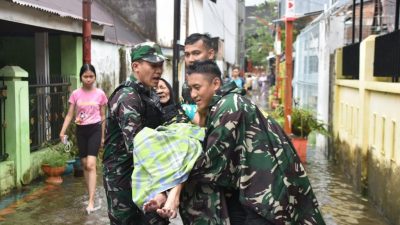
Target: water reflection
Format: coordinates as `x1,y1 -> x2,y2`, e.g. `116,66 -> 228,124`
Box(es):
306,147 -> 390,225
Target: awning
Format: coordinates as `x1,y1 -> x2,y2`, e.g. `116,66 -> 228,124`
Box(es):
11,0 -> 113,26
0,0 -> 146,45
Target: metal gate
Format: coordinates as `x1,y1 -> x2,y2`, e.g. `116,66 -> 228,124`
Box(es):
29,76 -> 70,151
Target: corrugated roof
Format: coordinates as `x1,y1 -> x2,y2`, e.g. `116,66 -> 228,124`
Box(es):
103,16 -> 145,46
11,0 -> 113,26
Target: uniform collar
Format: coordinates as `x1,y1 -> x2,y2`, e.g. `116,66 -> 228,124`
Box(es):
128,75 -> 151,96
208,81 -> 245,108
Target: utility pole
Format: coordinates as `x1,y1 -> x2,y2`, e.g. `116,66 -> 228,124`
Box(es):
173,0 -> 181,102
82,0 -> 92,64
396,0 -> 400,30
283,0 -> 295,135
359,0 -> 363,42
352,0 -> 356,43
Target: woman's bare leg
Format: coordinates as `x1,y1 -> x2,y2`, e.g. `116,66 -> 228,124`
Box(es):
84,156 -> 97,210
157,184 -> 184,219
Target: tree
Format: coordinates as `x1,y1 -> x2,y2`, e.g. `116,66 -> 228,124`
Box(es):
245,1 -> 278,66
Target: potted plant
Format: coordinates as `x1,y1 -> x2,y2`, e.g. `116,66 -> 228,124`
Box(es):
41,144 -> 69,184
271,105 -> 328,162
64,122 -> 84,177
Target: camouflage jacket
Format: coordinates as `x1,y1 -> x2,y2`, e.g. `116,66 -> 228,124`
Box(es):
103,76 -> 163,191
180,82 -> 325,225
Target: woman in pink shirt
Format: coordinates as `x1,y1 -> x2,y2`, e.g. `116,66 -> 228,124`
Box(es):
60,64 -> 108,214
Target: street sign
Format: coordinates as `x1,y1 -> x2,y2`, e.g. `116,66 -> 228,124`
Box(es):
286,0 -> 295,20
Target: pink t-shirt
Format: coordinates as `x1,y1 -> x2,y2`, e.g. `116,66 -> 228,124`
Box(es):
69,88 -> 108,125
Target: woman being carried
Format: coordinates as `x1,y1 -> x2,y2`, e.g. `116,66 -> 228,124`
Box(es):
131,78 -> 204,219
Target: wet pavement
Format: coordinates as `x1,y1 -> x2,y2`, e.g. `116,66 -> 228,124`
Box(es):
0,173 -> 183,225
0,90 -> 392,225
0,174 -> 110,225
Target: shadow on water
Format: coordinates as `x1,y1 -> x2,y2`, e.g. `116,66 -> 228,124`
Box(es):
305,147 -> 391,225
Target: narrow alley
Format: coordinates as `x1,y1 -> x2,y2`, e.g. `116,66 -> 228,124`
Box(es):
0,1 -> 399,224
0,89 -> 391,225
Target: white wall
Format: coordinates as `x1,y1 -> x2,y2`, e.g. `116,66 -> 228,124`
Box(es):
155,0 -> 245,89
156,0 -> 245,66
92,41 -> 175,95
188,0 -> 204,35
316,14 -> 345,148
203,0 -> 237,65
156,0 -> 174,47
157,0 -> 199,47
91,40 -> 128,94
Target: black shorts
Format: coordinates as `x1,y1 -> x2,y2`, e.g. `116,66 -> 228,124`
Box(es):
76,122 -> 101,158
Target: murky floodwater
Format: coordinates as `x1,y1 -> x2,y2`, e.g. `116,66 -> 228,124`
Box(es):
0,151 -> 391,225
0,91 -> 392,225
0,175 -> 110,225
305,147 -> 390,225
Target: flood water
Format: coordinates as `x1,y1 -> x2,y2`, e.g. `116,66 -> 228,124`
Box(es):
0,148 -> 390,225
305,147 -> 390,225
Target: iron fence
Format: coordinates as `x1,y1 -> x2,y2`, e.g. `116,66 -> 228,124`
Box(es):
342,42 -> 360,79
29,76 -> 70,151
0,81 -> 7,162
374,30 -> 400,82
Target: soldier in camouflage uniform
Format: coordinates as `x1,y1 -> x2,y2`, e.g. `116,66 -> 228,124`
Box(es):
103,42 -> 169,225
181,33 -> 215,104
180,60 -> 326,225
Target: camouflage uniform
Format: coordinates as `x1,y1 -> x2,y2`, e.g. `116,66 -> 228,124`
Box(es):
103,42 -> 168,225
180,81 -> 325,225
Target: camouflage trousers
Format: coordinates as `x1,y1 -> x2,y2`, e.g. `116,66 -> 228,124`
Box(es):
226,190 -> 275,225
104,188 -> 169,225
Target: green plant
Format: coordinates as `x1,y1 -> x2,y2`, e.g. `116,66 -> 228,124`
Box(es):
270,104 -> 285,127
291,107 -> 328,138
245,1 -> 277,66
65,122 -> 79,158
271,105 -> 328,138
42,144 -> 69,167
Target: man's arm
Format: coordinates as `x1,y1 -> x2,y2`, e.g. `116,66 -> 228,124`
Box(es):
191,106 -> 245,185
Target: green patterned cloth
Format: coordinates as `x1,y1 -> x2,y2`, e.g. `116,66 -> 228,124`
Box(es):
131,123 -> 205,209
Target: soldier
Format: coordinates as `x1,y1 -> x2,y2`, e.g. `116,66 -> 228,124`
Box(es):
184,33 -> 215,67
103,42 -> 169,225
180,60 -> 325,225
181,33 -> 215,124
181,33 -> 215,105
